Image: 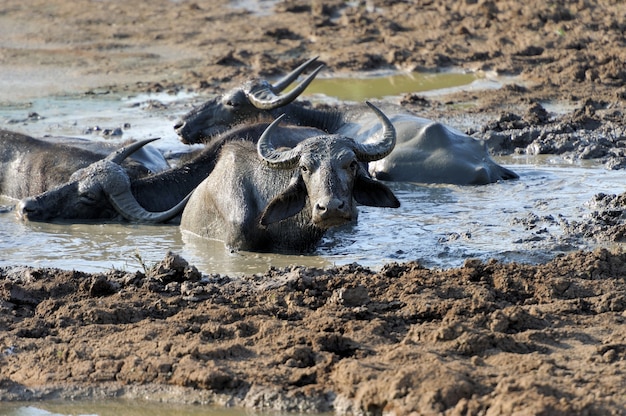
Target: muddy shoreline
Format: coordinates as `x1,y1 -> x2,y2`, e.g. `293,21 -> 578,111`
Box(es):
2,0 -> 626,414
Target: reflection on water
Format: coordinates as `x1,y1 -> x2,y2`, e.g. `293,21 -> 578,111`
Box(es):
0,217 -> 185,273
315,160 -> 626,268
182,231 -> 333,274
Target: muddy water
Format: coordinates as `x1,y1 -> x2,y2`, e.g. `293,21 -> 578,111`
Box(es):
1,77 -> 623,277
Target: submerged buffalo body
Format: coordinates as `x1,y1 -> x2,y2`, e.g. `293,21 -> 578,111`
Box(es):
0,129 -> 167,200
181,102 -> 400,253
333,111 -> 518,184
174,57 -> 518,185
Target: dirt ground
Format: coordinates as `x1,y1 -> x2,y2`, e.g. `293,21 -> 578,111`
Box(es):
1,0 -> 626,414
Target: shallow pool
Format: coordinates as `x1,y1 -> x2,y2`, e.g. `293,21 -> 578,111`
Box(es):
299,70 -> 481,101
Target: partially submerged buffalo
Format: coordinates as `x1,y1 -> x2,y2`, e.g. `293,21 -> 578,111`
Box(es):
0,129 -> 167,200
175,57 -> 323,143
180,102 -> 400,253
175,57 -> 518,185
16,123 -> 328,224
17,139 -> 188,223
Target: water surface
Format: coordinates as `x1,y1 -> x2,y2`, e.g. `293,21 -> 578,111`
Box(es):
2,155 -> 622,275
1,82 -> 623,276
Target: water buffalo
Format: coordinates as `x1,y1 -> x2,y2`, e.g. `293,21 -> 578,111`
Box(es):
174,57 -> 518,185
16,123 -> 328,223
180,102 -> 400,253
0,129 -> 167,200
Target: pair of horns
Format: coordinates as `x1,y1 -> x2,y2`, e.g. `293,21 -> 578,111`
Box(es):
257,102 -> 396,169
104,139 -> 191,223
246,57 -> 324,110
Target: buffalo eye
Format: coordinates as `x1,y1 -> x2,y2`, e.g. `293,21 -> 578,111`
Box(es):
349,161 -> 359,172
226,100 -> 238,108
300,165 -> 309,173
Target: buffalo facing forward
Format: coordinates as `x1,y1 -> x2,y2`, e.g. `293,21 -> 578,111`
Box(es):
181,102 -> 400,253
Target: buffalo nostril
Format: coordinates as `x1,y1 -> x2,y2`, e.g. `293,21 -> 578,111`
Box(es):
17,198 -> 39,216
18,200 -> 29,212
315,200 -> 346,217
174,121 -> 184,130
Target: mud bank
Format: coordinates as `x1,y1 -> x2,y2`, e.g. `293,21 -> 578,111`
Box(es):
1,249 -> 626,414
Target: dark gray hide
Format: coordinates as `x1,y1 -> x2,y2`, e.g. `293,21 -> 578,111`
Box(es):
16,123 -> 326,223
0,129 -> 164,200
180,102 -> 400,253
174,58 -> 518,185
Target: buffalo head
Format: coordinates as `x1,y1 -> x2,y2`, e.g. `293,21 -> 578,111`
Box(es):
17,139 -> 189,223
257,101 -> 400,229
174,57 -> 323,144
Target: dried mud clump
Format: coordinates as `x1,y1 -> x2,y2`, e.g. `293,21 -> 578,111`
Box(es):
478,100 -> 626,166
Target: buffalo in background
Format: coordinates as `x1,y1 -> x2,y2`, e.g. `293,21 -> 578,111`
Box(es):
174,57 -> 518,185
0,129 -> 167,201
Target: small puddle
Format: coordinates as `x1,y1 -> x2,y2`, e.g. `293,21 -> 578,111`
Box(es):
302,71 -> 481,101
229,0 -> 278,16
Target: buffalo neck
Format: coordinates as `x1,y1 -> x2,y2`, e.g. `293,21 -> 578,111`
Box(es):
270,104 -> 346,134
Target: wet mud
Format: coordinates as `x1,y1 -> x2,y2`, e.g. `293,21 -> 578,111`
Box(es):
2,250 -> 626,414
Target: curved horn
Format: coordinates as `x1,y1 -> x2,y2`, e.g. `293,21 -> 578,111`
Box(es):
272,56 -> 319,91
257,115 -> 302,169
107,187 -> 193,223
106,138 -> 160,164
247,65 -> 324,110
352,102 -> 396,162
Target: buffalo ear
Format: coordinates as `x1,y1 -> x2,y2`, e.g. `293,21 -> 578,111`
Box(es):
353,175 -> 400,208
260,176 -> 307,226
